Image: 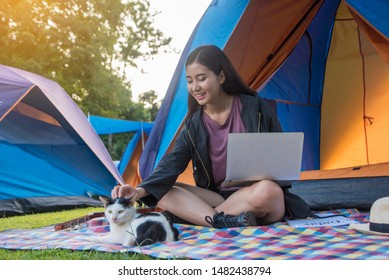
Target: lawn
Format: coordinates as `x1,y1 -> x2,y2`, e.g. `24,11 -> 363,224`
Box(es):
0,207 -> 154,260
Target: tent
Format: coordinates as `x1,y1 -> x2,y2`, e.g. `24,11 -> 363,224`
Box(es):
138,0 -> 389,209
0,65 -> 125,216
89,115 -> 153,187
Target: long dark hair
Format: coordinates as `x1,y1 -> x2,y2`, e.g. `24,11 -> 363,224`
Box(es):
185,45 -> 257,118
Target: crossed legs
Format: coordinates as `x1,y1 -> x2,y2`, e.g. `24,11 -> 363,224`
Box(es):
157,180 -> 285,227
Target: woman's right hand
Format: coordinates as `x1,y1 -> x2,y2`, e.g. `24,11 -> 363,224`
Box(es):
111,184 -> 137,200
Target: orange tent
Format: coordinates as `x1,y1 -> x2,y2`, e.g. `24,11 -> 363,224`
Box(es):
138,0 -> 389,209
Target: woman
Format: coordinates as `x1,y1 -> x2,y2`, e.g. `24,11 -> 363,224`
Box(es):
112,45 -> 285,228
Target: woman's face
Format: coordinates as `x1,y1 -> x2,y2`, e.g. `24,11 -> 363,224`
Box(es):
186,62 -> 225,106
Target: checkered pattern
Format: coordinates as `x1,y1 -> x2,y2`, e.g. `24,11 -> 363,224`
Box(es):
1,209 -> 388,259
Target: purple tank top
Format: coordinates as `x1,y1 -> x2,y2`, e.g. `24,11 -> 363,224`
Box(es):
202,96 -> 246,190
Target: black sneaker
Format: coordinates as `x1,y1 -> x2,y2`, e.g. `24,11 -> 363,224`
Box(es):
205,211 -> 257,228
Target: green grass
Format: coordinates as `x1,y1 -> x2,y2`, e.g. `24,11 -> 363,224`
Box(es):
0,207 -> 154,260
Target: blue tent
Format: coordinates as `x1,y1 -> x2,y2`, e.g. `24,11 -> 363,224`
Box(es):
0,65 -> 124,216
137,0 -> 389,210
139,0 -> 389,179
89,115 -> 153,181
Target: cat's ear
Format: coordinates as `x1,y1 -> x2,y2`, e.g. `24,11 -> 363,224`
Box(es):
122,197 -> 136,207
99,196 -> 112,207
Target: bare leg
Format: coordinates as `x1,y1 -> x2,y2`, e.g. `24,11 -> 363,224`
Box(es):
215,180 -> 285,224
157,185 -> 225,226
158,181 -> 284,226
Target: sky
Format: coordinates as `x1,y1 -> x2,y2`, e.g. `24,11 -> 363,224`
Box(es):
128,0 -> 212,101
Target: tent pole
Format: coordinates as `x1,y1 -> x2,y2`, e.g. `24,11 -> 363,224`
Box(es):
141,121 -> 145,150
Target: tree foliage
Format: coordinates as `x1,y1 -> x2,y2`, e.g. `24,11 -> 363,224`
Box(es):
138,90 -> 161,121
0,0 -> 168,120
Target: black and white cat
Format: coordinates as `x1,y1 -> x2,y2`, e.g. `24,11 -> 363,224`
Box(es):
94,196 -> 179,247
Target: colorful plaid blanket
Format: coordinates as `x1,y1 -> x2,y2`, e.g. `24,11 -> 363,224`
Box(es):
1,209 -> 388,259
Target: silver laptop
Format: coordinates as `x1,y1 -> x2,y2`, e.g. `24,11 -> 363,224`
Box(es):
221,132 -> 304,188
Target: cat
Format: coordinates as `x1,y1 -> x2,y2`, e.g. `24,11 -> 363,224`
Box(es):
93,196 -> 179,247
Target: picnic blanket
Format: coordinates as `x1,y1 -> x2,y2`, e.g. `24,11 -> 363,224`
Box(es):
1,209 -> 389,259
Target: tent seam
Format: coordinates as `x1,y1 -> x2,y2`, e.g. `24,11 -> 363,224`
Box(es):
357,25 -> 369,165
0,84 -> 36,122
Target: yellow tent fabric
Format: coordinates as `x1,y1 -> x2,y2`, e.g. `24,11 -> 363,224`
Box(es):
321,3 -> 389,170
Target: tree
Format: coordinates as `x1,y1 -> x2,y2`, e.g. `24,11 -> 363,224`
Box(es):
0,0 -> 170,119
138,90 -> 161,121
0,0 -> 167,160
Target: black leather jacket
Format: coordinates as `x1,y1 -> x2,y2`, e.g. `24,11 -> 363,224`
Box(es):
139,94 -> 282,206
